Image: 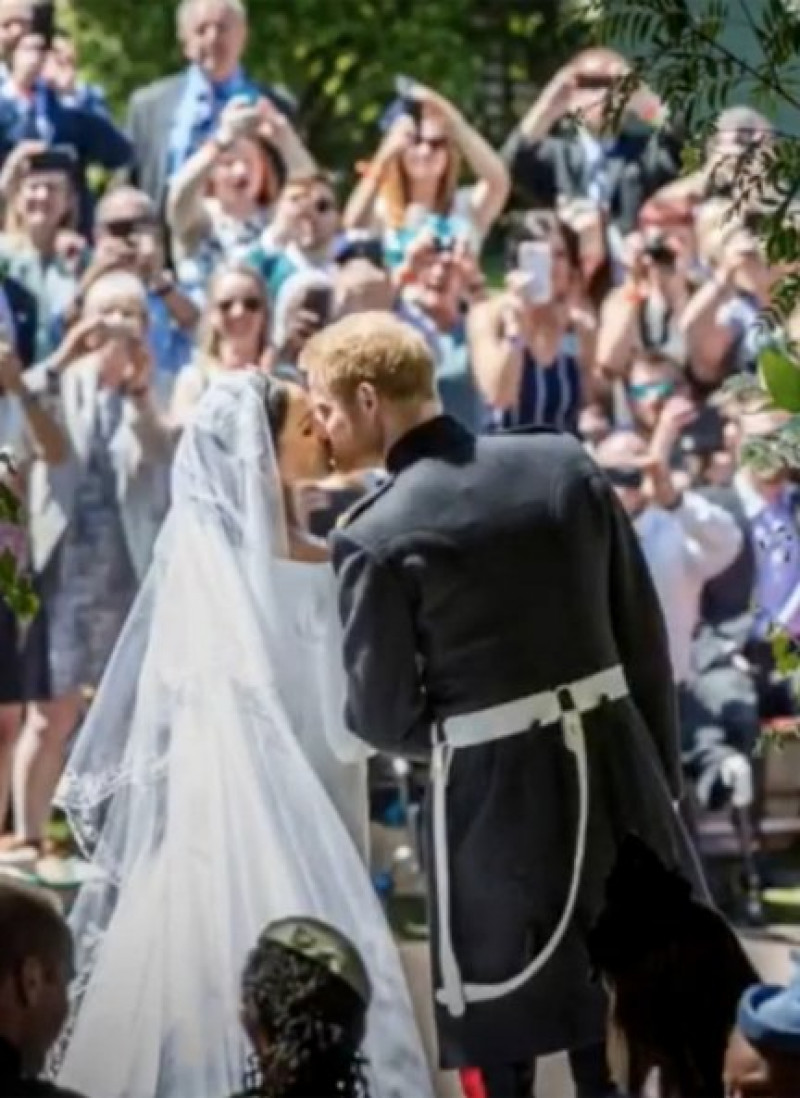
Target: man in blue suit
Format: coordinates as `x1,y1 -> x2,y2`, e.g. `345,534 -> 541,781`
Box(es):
0,7 -> 131,231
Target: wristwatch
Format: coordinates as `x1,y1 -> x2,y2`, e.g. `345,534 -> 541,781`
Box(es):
149,270 -> 174,297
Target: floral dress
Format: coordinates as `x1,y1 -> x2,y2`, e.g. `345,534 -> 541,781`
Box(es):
44,391 -> 139,696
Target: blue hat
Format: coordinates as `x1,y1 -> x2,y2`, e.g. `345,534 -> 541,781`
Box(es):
738,953 -> 800,1054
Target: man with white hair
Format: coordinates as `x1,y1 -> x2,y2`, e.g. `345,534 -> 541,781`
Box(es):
125,0 -> 295,208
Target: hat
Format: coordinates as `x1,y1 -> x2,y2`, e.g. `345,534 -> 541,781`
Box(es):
261,917 -> 372,1008
739,956 -> 800,1054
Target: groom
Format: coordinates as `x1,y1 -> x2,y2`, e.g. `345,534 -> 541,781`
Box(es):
301,312 -> 702,1098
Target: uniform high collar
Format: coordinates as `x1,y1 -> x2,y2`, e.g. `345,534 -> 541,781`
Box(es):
385,415 -> 474,475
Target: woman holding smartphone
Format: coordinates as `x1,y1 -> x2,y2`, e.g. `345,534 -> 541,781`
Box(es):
6,268 -> 173,864
344,79 -> 509,267
468,211 -> 598,434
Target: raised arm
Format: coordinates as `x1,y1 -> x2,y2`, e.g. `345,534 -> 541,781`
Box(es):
414,85 -> 510,236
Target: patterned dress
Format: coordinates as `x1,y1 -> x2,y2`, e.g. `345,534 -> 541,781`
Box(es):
44,391 -> 139,696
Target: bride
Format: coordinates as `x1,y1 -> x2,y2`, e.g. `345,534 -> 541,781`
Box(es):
52,371 -> 435,1098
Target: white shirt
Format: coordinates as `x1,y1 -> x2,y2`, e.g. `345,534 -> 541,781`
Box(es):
634,491 -> 742,683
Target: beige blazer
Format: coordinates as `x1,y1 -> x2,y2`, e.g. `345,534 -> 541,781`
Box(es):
25,356 -> 175,580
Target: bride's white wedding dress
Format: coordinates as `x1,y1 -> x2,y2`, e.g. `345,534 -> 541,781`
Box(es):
53,373 -> 434,1098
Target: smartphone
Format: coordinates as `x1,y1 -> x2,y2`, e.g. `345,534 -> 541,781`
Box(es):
302,287 -> 333,325
395,75 -> 422,126
678,407 -> 726,457
517,241 -> 552,305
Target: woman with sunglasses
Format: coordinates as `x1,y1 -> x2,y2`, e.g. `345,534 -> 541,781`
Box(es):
344,80 -> 509,268
169,261 -> 272,431
166,96 -> 316,308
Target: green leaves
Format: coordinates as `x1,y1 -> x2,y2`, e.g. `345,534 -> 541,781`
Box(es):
0,481 -> 22,525
0,548 -> 38,623
759,346 -> 800,412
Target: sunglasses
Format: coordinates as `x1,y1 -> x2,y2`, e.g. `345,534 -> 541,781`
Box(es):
415,135 -> 448,151
605,466 -> 644,490
216,296 -> 263,314
628,380 -> 675,401
101,218 -> 156,239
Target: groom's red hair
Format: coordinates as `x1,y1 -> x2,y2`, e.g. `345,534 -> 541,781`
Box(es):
300,311 -> 436,405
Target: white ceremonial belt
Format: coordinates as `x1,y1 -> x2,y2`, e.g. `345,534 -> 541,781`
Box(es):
431,664 -> 629,1019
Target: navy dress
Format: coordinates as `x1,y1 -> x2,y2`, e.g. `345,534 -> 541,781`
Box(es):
489,332 -> 583,435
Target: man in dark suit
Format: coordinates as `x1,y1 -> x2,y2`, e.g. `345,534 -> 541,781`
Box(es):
302,312 -> 705,1098
125,0 -> 294,210
503,48 -> 682,234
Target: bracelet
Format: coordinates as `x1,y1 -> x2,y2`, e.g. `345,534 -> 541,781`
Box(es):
124,384 -> 149,401
622,286 -> 646,305
150,276 -> 173,298
19,387 -> 38,408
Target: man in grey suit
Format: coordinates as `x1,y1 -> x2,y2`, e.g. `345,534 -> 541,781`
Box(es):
302,312 -> 706,1098
125,0 -> 294,209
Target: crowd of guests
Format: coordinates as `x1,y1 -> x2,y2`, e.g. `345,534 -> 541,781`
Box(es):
0,0 -> 796,912
0,0 -> 797,1091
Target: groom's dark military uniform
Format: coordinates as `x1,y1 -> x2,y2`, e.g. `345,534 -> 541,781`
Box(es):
331,415 -> 701,1094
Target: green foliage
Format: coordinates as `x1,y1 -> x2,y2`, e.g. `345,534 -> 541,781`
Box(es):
62,0 -> 586,172
0,480 -> 38,622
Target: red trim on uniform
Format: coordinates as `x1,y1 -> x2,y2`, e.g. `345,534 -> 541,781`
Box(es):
459,1067 -> 488,1098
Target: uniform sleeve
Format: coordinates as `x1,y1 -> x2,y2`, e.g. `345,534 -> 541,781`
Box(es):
591,471 -> 683,801
330,528 -> 432,759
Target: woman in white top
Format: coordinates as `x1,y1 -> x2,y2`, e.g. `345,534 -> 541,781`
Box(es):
169,261 -> 273,431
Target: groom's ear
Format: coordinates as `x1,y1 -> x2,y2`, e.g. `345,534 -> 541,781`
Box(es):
355,381 -> 378,413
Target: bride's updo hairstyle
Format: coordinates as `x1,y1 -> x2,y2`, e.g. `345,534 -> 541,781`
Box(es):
262,376 -> 294,445
236,917 -> 372,1098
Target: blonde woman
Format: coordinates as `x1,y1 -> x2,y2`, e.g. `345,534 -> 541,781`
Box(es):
344,81 -> 509,267
7,268 -> 172,862
169,262 -> 272,431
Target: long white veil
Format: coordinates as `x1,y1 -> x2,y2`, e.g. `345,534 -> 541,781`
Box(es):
53,372 -> 434,1098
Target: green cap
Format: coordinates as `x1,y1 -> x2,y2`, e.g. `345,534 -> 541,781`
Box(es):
262,917 -> 372,1008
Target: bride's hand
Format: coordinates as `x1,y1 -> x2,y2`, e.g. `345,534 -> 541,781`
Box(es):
287,527 -> 330,563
